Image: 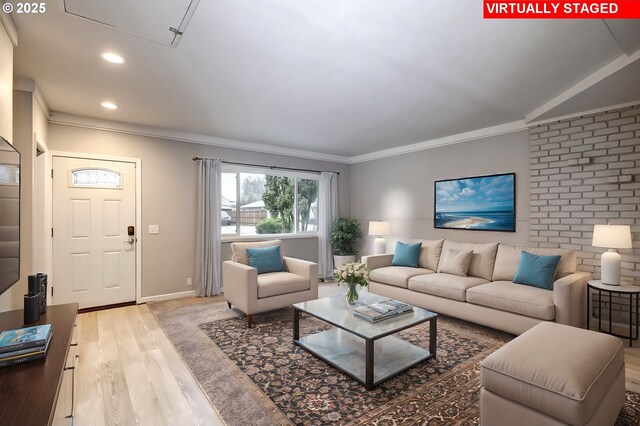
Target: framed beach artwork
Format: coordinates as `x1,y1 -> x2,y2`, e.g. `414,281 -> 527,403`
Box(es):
434,173 -> 516,232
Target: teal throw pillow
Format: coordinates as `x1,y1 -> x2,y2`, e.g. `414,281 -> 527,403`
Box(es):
246,245 -> 285,274
391,241 -> 422,268
513,251 -> 561,290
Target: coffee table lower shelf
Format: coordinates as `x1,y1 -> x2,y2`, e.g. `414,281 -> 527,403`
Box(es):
294,328 -> 435,390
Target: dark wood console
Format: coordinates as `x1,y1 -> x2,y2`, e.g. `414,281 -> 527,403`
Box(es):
0,303 -> 79,425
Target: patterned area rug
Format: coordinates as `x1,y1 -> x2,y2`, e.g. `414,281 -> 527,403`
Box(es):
148,296 -> 640,425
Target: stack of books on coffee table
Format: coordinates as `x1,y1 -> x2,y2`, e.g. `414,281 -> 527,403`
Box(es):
0,324 -> 52,368
354,299 -> 414,323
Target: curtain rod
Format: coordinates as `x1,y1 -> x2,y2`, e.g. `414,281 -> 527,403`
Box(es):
192,157 -> 340,175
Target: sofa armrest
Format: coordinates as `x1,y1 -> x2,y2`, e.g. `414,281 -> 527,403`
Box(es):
361,254 -> 394,270
223,260 -> 258,312
284,257 -> 319,299
553,271 -> 592,328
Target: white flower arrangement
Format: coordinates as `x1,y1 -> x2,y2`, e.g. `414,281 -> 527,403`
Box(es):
335,262 -> 371,287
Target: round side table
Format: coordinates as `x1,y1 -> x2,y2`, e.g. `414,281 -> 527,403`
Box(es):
587,279 -> 640,346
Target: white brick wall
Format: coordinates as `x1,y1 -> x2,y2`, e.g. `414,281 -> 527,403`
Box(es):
529,105 -> 640,324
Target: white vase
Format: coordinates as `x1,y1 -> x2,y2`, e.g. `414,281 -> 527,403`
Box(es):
333,255 -> 356,270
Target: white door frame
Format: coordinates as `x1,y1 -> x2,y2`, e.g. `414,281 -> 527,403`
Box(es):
48,151 -> 143,304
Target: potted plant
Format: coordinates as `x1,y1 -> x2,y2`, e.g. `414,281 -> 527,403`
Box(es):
330,218 -> 362,269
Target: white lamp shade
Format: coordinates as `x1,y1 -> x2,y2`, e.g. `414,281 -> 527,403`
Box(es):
592,225 -> 632,249
368,221 -> 391,236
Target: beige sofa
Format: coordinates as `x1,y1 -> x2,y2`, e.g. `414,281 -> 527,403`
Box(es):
362,239 -> 591,335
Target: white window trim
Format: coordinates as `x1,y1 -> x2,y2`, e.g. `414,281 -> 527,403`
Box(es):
221,165 -> 319,238
221,233 -> 318,243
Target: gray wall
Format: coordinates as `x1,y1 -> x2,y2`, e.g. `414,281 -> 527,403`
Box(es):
221,237 -> 318,264
0,23 -> 12,143
350,130 -> 531,255
47,124 -> 350,298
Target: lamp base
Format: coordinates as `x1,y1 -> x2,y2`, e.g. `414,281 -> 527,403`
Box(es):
374,238 -> 387,255
601,249 -> 622,286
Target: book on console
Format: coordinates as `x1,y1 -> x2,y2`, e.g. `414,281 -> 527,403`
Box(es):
0,333 -> 52,368
0,324 -> 52,354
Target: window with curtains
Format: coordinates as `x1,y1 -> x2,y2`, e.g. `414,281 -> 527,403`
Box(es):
221,166 -> 319,236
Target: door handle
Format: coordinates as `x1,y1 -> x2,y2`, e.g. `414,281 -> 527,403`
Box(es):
123,237 -> 136,244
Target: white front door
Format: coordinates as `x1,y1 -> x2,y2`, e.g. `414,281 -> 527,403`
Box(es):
52,156 -> 137,309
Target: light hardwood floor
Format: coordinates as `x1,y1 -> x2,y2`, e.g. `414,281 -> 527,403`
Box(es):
76,301 -> 640,425
626,347 -> 640,393
75,304 -> 225,426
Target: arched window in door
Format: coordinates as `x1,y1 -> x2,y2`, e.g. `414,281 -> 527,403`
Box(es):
69,168 -> 122,189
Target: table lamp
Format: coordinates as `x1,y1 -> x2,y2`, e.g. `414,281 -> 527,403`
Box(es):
592,224 -> 632,285
369,221 -> 391,255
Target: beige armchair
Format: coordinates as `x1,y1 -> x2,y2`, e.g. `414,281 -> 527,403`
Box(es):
223,240 -> 318,327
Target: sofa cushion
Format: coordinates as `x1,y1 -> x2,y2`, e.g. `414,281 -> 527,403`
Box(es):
391,241 -> 422,267
409,273 -> 489,302
257,272 -> 309,298
492,244 -> 577,282
231,240 -> 282,265
466,281 -> 555,320
370,266 -> 434,289
439,249 -> 473,276
418,239 -> 445,271
513,251 -> 561,290
247,245 -> 286,274
438,241 -> 499,280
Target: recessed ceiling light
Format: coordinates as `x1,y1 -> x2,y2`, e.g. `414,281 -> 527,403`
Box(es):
101,52 -> 125,64
101,102 -> 118,110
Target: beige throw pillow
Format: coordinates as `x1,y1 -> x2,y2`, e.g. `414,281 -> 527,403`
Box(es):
439,249 -> 473,277
438,240 -> 498,280
417,239 -> 445,271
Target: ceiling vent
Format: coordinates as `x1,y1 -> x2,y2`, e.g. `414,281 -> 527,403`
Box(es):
62,0 -> 200,47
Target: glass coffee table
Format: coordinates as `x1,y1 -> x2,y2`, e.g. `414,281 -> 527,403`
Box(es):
293,292 -> 437,390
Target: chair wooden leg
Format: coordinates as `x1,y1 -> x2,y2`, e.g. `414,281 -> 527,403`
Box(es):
227,301 -> 232,309
247,314 -> 253,328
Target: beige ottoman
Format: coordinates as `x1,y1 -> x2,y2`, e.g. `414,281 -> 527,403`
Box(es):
480,322 -> 625,426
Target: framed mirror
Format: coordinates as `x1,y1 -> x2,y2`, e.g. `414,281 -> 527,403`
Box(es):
0,136 -> 20,295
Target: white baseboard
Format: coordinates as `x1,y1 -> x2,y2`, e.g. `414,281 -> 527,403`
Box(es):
139,290 -> 196,303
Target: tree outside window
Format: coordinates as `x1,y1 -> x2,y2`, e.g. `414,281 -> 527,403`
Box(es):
261,176 -> 294,233
297,179 -> 318,232
222,169 -> 319,236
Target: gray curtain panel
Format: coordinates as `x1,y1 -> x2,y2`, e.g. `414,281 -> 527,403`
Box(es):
318,172 -> 338,280
195,159 -> 222,296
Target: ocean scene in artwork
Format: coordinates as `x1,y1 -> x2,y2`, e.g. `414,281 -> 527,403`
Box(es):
435,174 -> 515,231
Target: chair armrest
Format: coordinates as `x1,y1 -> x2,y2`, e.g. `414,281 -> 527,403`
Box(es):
283,257 -> 317,280
283,257 -> 318,299
223,261 -> 258,312
361,254 -> 394,270
553,271 -> 592,328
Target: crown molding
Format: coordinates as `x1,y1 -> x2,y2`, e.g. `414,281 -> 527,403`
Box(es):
47,97 -> 639,167
48,112 -> 352,164
349,120 -> 528,164
528,100 -> 640,127
0,8 -> 18,47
